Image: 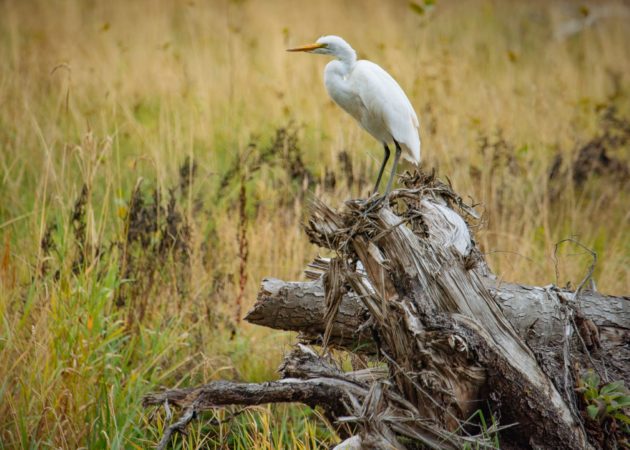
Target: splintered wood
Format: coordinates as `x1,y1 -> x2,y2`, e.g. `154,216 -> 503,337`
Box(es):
145,171 -> 629,449
303,173 -> 588,448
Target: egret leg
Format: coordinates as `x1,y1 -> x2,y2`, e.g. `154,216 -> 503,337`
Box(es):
362,141 -> 402,215
383,141 -> 402,196
372,144 -> 390,194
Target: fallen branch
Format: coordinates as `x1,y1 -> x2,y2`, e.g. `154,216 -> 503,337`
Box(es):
246,277 -> 629,358
144,346 -> 504,449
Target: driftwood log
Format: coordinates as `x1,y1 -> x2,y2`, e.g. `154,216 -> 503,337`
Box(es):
246,277 -> 629,377
144,171 -> 629,449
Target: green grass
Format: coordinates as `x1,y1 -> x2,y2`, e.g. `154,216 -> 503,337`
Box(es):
1,0 -> 629,448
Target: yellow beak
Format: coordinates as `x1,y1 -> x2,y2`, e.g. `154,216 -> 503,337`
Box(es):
286,43 -> 326,52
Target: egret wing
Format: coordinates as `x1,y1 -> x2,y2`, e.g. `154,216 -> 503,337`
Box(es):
351,61 -> 421,163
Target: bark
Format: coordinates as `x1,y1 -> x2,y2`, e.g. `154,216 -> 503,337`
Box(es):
144,346 -> 496,449
145,171 -> 628,449
299,199 -> 588,449
143,379 -> 352,416
246,277 -> 630,383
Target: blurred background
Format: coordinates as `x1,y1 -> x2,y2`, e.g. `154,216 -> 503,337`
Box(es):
0,0 -> 629,448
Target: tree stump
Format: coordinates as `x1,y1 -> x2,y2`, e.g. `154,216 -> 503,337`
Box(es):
144,171 -> 629,449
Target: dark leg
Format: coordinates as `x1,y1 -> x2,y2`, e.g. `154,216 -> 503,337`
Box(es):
373,143 -> 390,194
362,141 -> 402,214
383,140 -> 402,196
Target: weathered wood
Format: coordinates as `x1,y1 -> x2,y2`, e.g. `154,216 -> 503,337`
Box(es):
145,172 -> 627,449
144,346 -> 484,449
144,378 -> 356,450
301,197 -> 590,448
246,272 -> 630,435
246,277 -> 629,350
246,278 -> 373,350
143,379 -> 352,414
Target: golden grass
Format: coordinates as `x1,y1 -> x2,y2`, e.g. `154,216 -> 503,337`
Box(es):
0,0 -> 629,448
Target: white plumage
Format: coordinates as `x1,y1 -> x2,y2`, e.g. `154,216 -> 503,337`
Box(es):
288,35 -> 421,196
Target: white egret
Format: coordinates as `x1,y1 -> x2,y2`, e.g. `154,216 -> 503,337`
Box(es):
288,35 -> 421,198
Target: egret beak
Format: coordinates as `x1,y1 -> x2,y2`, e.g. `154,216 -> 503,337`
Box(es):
287,43 -> 326,52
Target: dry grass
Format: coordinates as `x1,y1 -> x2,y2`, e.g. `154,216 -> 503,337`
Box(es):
0,0 -> 629,448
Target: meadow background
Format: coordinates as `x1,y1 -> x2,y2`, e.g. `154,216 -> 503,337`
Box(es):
0,0 -> 629,448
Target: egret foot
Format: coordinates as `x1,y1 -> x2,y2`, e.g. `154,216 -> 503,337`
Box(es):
361,193 -> 389,216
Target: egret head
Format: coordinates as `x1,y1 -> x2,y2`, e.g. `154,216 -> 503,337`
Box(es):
287,35 -> 356,62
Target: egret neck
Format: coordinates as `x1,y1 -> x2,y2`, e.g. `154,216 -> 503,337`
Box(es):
323,42 -> 357,113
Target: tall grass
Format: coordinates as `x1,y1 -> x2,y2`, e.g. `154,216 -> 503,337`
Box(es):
0,0 -> 628,448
